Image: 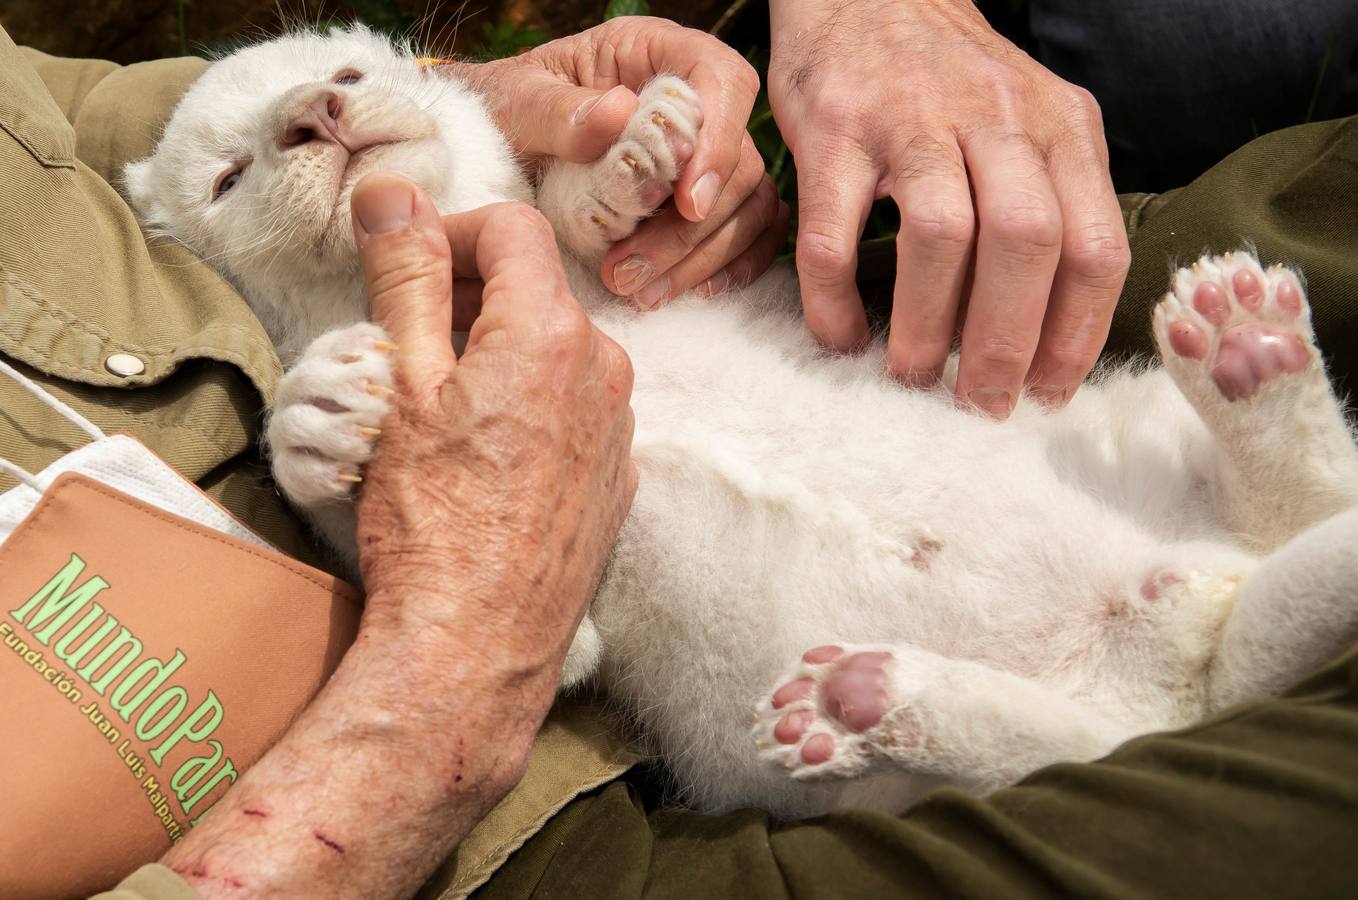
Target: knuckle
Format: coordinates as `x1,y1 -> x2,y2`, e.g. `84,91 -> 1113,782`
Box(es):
900,201 -> 974,253
495,202 -> 552,238
542,298 -> 593,350
611,346 -> 635,397
731,57 -> 761,96
735,138 -> 766,188
986,198 -> 1063,255
970,333 -> 1031,372
1037,342 -> 1100,381
366,250 -> 449,300
804,87 -> 868,137
796,229 -> 856,283
656,221 -> 702,259
893,329 -> 955,361
1066,224 -> 1131,282
1062,85 -> 1104,132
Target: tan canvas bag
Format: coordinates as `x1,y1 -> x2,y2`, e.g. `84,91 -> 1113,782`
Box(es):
0,360 -> 361,899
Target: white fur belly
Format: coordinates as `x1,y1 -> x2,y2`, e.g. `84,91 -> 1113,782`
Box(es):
590,285 -> 1165,650
578,277 -> 1231,815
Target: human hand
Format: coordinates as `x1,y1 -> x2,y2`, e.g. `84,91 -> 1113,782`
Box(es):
352,173 -> 638,704
160,174 -> 636,899
769,0 -> 1131,417
455,17 -> 788,306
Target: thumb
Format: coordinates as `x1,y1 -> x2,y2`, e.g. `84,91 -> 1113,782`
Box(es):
499,73 -> 639,162
352,172 -> 457,396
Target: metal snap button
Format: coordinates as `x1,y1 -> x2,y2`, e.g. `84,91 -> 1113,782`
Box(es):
104,353 -> 146,377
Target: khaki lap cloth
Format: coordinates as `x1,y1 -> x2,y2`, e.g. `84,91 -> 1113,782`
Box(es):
2,25 -> 1356,900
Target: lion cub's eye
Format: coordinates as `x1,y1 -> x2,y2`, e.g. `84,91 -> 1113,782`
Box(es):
213,167 -> 244,202
333,70 -> 363,86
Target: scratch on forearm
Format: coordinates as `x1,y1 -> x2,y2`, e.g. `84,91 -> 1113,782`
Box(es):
314,831 -> 346,854
174,866 -> 246,891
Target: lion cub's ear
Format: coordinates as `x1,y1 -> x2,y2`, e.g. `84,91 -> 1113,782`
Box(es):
121,158 -> 163,224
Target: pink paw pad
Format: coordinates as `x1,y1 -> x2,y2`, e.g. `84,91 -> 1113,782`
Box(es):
765,648 -> 901,765
772,713 -> 836,765
1139,570 -> 1183,602
1156,253 -> 1315,402
755,640 -> 912,781
1276,280 -> 1302,315
774,709 -> 814,744
823,652 -> 891,732
772,678 -> 814,709
800,734 -> 835,765
1231,270 -> 1264,311
1167,320 -> 1208,360
1212,324 -> 1310,401
802,645 -> 844,664
1193,282 -> 1230,324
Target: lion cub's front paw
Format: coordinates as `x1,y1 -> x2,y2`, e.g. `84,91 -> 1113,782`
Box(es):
588,76 -> 701,238
540,76 -> 702,260
267,322 -> 395,508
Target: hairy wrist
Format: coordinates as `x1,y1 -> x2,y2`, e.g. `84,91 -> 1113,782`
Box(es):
158,605 -> 544,898
771,0 -> 983,44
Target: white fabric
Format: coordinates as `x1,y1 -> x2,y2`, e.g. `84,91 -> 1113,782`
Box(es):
0,360 -> 270,549
0,435 -> 270,548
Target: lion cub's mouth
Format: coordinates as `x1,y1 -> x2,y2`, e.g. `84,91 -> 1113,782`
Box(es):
346,141 -> 390,167
324,140 -> 403,200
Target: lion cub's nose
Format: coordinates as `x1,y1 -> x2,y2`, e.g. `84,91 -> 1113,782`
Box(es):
280,88 -> 344,150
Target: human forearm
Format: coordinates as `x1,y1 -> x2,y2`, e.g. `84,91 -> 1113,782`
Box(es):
769,0 -> 976,30
159,605 -> 549,899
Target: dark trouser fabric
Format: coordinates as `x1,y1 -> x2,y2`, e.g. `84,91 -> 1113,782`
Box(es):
480,654 -> 1358,899
1027,0 -> 1358,192
470,116 -> 1358,899
1110,116 -> 1358,401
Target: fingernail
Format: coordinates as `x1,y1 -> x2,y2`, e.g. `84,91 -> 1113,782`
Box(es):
613,256 -> 652,295
690,171 -> 720,220
353,179 -> 413,237
966,388 -> 1014,417
894,368 -> 940,389
572,85 -> 626,126
633,274 -> 670,310
1030,384 -> 1073,407
696,270 -> 730,299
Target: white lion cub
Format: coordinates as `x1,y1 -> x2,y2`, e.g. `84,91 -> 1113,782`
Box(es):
124,27 -> 1358,818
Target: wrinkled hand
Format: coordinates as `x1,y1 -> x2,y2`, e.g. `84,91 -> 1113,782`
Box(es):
456,17 -> 788,305
351,172 -> 638,695
769,0 -> 1131,417
160,174 -> 637,900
